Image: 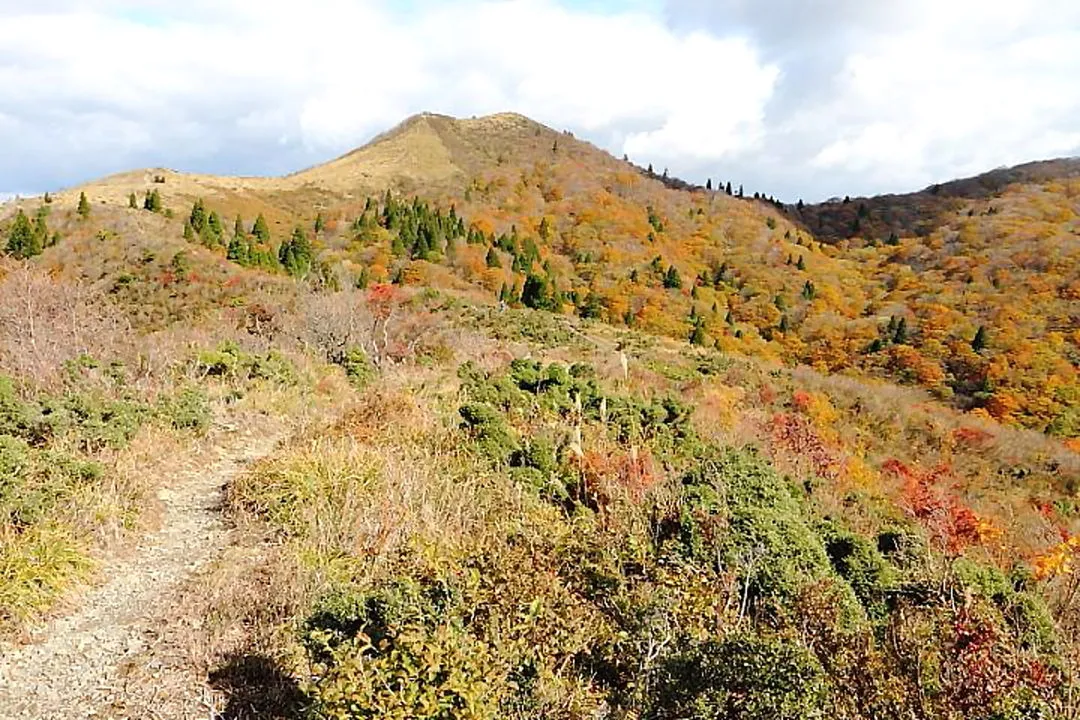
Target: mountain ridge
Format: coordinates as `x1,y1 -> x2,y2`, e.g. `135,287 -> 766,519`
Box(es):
3,109 -> 1080,718
25,112 -> 1080,233
793,156 -> 1080,243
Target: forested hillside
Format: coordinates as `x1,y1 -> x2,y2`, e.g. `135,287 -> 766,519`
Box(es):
2,113 -> 1079,718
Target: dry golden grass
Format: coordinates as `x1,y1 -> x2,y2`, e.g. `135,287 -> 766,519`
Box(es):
14,112 -> 581,232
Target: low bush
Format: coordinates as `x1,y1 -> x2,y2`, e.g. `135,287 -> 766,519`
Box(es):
195,341 -> 297,386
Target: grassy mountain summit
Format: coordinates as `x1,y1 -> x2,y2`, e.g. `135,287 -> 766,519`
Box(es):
2,112 -> 1080,718
6,112 -> 1080,433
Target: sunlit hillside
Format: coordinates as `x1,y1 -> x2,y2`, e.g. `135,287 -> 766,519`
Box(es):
2,113 -> 1080,719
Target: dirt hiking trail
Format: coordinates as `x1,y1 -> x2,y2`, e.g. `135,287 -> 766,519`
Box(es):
0,417 -> 286,720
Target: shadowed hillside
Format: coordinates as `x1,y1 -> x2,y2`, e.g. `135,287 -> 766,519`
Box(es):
792,157 -> 1080,243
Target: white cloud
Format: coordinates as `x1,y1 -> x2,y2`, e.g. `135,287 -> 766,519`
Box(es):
0,0 -> 777,195
800,0 -> 1080,191
666,0 -> 1080,198
1,0 -> 1078,201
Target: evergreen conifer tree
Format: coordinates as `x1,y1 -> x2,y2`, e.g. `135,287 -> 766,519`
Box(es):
663,265 -> 682,289
77,192 -> 91,218
893,317 -> 908,345
252,214 -> 271,242
189,199 -> 207,234
279,226 -> 313,278
4,209 -> 37,258
690,319 -> 707,346
972,325 -> 988,352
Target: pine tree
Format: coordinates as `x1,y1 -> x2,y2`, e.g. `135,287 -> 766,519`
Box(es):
251,214 -> 271,243
204,211 -> 224,246
183,221 -> 194,241
314,212 -> 325,235
390,234 -> 406,257
77,192 -> 91,219
227,234 -> 247,264
486,247 -> 502,269
30,208 -> 48,254
690,319 -> 707,346
521,274 -> 556,311
972,325 -> 988,352
146,188 -> 163,212
279,226 -> 313,278
4,209 -> 38,258
234,214 -> 245,239
663,265 -> 682,289
893,317 -> 908,345
355,266 -> 370,290
779,315 -> 790,333
725,182 -> 733,195
129,192 -> 138,209
706,178 -> 713,191
189,199 -> 207,234
796,255 -> 806,271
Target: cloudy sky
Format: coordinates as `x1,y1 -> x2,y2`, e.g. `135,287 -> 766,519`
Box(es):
1,0 -> 1078,202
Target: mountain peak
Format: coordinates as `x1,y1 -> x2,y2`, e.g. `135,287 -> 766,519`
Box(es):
288,110 -> 570,194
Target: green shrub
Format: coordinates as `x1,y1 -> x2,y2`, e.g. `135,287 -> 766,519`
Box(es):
303,582 -> 505,720
649,633 -> 828,720
58,392 -> 148,451
341,347 -> 376,389
0,377 -> 36,439
678,448 -> 853,612
195,341 -> 297,386
458,361 -> 528,410
819,521 -> 896,617
158,387 -> 211,433
459,402 -> 518,464
953,557 -> 1058,653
